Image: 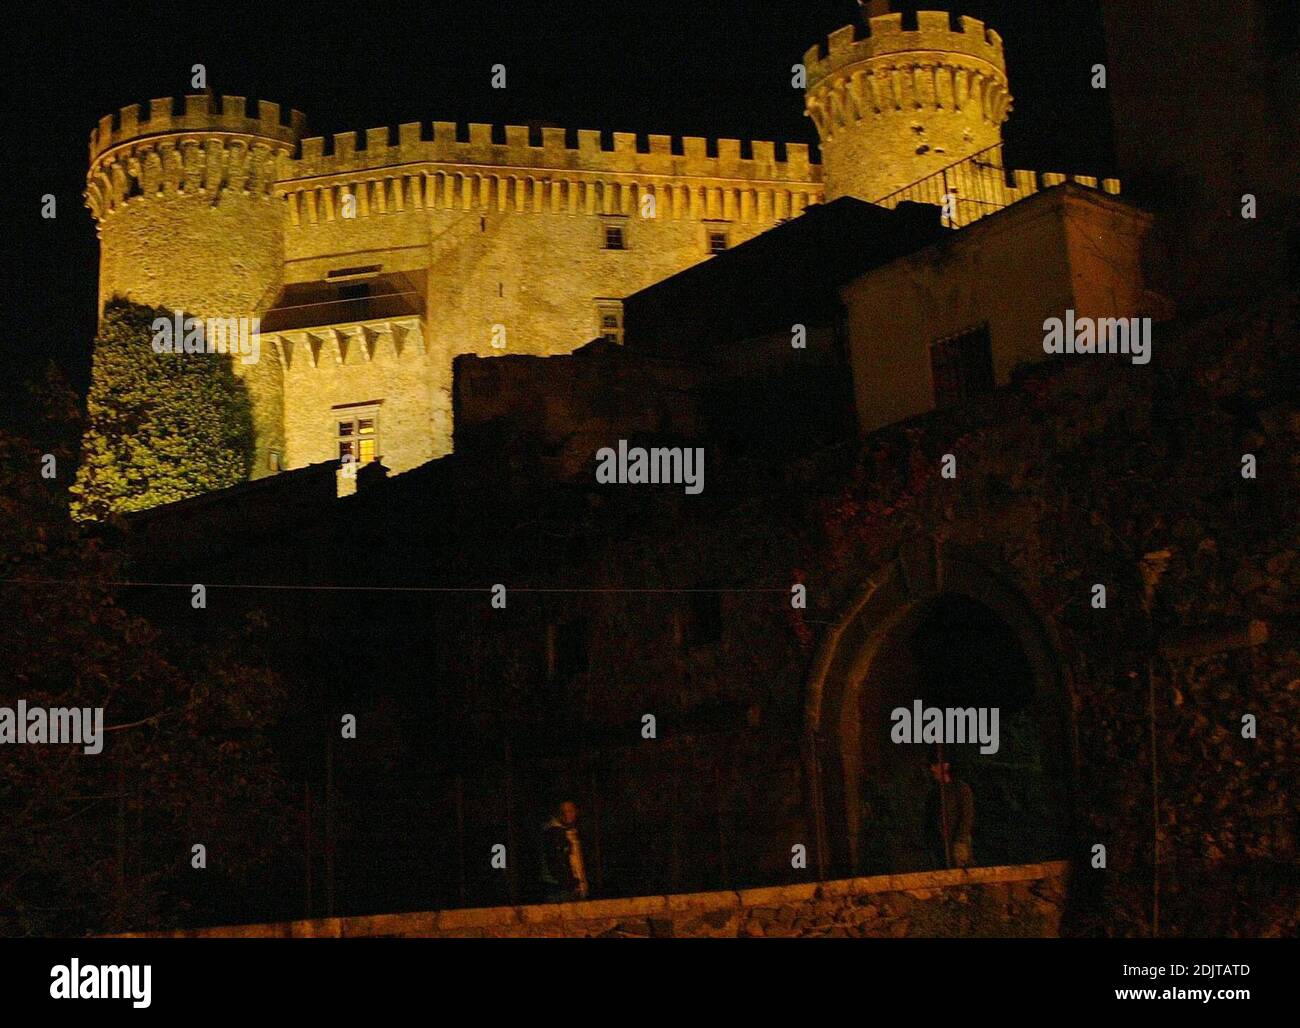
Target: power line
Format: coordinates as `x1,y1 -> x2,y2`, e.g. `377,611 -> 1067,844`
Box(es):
0,579 -> 794,595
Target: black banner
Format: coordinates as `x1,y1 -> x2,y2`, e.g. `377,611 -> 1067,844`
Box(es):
2,938 -> 1292,1016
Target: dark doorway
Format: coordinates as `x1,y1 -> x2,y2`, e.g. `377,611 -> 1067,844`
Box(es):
854,593 -> 1066,874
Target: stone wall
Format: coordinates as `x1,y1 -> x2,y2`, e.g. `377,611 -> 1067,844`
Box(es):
87,95 -> 821,483
452,341 -> 706,480
123,861 -> 1068,939
367,287 -> 1299,935
112,258 -> 1299,936
277,317 -> 435,483
803,11 -> 1010,203
88,132 -> 294,479
843,184 -> 1159,432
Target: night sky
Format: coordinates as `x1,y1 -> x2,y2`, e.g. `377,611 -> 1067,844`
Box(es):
7,0 -> 1112,419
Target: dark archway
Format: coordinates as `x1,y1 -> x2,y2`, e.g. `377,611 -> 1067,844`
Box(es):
805,542 -> 1075,876
854,594 -> 1063,872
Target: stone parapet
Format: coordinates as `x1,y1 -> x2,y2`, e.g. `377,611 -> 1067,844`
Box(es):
112,860 -> 1070,938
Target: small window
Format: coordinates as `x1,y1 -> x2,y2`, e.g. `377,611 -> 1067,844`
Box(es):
336,410 -> 379,466
596,302 -> 624,344
604,223 -> 626,250
707,229 -> 729,254
930,324 -> 994,409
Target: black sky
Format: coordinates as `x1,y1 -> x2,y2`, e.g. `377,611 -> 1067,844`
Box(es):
6,0 -> 1113,417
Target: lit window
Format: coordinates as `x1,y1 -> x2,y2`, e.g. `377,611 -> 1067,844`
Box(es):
337,412 -> 379,466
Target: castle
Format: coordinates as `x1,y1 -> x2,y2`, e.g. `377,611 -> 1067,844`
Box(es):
70,2 -> 1300,939
84,3 -> 1115,490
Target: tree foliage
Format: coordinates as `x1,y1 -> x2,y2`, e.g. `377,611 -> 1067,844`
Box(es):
71,298 -> 254,519
2,369 -> 291,936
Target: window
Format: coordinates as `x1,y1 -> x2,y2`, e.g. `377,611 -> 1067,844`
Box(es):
596,301 -> 624,344
707,229 -> 729,254
335,407 -> 380,466
600,215 -> 629,251
930,324 -> 994,409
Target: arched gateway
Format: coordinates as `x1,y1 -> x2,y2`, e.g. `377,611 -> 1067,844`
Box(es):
804,539 -> 1076,877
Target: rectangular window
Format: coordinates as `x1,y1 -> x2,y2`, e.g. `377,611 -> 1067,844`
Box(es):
603,223 -> 626,250
930,324 -> 994,409
596,301 -> 624,344
335,407 -> 380,466
707,229 -> 729,254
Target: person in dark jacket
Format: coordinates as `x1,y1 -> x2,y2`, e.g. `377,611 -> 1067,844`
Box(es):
539,800 -> 589,902
925,751 -> 975,869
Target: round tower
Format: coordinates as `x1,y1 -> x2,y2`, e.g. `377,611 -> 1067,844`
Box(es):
85,94 -> 305,477
803,4 -> 1013,203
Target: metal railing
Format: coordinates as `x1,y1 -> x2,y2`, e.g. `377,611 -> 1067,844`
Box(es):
873,143 -> 1117,229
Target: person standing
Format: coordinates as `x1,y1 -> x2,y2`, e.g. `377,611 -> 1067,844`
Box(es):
540,800 -> 589,902
925,751 -> 975,869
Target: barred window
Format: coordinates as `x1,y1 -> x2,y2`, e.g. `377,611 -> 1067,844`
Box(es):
930,324 -> 994,409
604,224 -> 625,249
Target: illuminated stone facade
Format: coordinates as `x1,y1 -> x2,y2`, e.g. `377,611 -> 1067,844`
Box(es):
84,5 -> 1103,490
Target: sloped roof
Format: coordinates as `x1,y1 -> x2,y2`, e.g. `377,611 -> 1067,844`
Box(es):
261,272 -> 424,333
623,198 -> 944,358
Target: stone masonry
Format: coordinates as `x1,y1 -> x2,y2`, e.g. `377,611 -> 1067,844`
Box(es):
84,7 -> 1116,489
119,861 -> 1069,939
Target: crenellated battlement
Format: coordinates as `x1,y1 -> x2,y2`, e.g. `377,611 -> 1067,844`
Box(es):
803,11 -> 1011,144
803,9 -> 1013,202
89,94 -> 305,165
288,122 -> 816,185
804,11 -> 1005,88
80,11 -> 1129,494
86,96 -> 306,221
